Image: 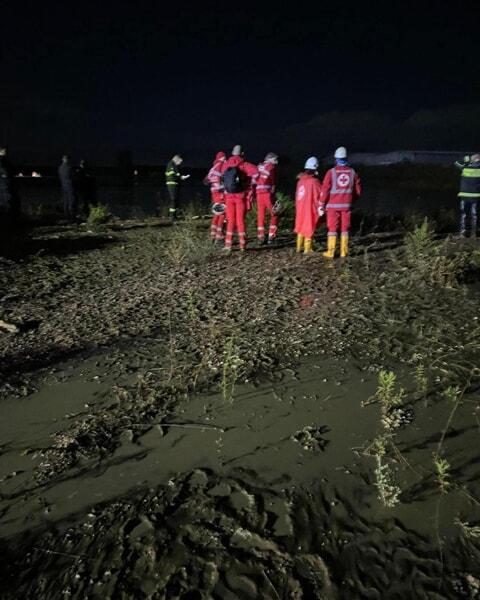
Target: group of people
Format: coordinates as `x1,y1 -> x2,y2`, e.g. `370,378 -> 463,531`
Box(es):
58,155 -> 97,220
192,144 -> 362,258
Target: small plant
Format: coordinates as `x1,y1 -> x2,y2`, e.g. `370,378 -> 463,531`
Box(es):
221,336 -> 243,403
164,217 -> 215,266
442,386 -> 461,403
87,204 -> 110,228
405,218 -> 436,264
434,454 -> 451,494
414,362 -> 429,402
456,519 -> 480,539
374,453 -> 401,508
364,370 -> 405,411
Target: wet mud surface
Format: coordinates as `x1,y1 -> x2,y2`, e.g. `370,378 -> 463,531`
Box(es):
1,221 -> 480,598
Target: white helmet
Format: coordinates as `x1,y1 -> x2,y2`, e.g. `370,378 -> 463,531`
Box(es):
212,203 -> 226,216
334,146 -> 347,159
304,156 -> 319,170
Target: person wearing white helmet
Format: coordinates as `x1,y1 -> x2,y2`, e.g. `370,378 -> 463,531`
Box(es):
294,156 -> 323,254
320,146 -> 361,258
255,152 -> 279,245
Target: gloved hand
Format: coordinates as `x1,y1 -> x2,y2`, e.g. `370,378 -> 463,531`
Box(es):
464,155 -> 471,164
181,174 -> 191,180
318,207 -> 325,217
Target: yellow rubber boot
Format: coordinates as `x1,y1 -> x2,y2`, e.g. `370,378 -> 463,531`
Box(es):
323,235 -> 336,259
296,234 -> 304,253
340,234 -> 349,258
304,238 -> 313,254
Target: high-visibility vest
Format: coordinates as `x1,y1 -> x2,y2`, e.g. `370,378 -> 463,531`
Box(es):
459,165 -> 480,199
165,160 -> 181,186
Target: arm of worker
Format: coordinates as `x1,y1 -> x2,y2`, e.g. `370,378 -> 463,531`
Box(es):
354,173 -> 362,198
455,156 -> 470,169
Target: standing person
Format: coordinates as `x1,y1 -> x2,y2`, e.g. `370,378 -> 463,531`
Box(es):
294,157 -> 323,254
75,159 -> 97,217
165,154 -> 190,222
320,146 -> 361,258
58,155 -> 76,221
205,151 -> 226,243
0,147 -> 19,221
221,145 -> 258,252
455,154 -> 480,237
255,152 -> 279,245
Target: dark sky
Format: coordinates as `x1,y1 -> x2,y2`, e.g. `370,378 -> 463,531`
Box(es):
1,1 -> 479,165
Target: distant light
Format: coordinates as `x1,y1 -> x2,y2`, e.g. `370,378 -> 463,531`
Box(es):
32,171 -> 42,177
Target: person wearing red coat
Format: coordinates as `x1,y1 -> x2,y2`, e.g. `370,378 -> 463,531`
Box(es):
255,152 -> 278,245
205,151 -> 226,242
221,145 -> 258,251
294,156 -> 323,254
320,146 -> 361,258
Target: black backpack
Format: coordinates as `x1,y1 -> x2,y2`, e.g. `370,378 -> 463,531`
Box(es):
222,166 -> 244,193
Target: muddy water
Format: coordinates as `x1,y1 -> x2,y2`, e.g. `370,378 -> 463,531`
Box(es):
2,344 -> 479,546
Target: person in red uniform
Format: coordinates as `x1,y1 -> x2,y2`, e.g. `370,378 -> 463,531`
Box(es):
205,151 -> 226,242
320,146 -> 361,258
255,152 -> 279,245
221,145 -> 258,252
294,156 -> 323,254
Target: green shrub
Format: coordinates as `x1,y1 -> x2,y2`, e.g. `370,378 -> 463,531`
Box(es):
87,204 -> 110,228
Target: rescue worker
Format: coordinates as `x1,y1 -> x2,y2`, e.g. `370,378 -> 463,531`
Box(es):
220,145 -> 258,252
75,159 -> 97,216
205,151 -> 226,243
455,154 -> 480,237
294,157 -> 323,254
320,146 -> 361,258
165,154 -> 190,221
58,155 -> 76,221
255,152 -> 279,245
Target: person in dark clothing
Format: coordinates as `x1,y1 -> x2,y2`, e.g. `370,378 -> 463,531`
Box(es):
0,147 -> 20,222
58,155 -> 76,220
165,154 -> 190,221
75,159 -> 97,216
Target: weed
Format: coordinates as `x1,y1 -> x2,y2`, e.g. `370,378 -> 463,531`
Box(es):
374,453 -> 401,508
87,204 -> 110,229
413,362 -> 429,403
456,519 -> 480,539
221,336 -> 243,403
433,454 -> 451,494
164,217 -> 215,266
364,370 -> 405,412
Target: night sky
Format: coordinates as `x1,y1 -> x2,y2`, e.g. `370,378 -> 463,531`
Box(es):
2,1 -> 479,165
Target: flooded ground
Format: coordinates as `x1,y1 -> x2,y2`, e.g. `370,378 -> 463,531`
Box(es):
1,220 -> 480,598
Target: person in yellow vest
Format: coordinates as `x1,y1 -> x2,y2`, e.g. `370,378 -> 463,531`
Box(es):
455,154 -> 480,237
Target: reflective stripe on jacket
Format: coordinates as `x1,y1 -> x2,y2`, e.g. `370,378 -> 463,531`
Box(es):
165,160 -> 181,186
458,164 -> 480,198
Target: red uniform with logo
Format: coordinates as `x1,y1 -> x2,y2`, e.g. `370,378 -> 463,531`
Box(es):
295,173 -> 323,238
255,161 -> 278,241
321,165 -> 361,236
221,156 -> 258,250
205,152 -> 226,240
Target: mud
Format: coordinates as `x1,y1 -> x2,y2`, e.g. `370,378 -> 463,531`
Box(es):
1,221 -> 480,598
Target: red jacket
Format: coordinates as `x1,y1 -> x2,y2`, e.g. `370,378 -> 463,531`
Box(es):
221,155 -> 258,193
321,165 -> 361,210
255,161 -> 276,194
295,173 -> 322,238
205,155 -> 225,192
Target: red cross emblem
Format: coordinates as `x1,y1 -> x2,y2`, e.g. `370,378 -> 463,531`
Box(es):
337,173 -> 351,188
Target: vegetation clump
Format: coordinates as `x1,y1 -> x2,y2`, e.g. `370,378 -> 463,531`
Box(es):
87,203 -> 110,229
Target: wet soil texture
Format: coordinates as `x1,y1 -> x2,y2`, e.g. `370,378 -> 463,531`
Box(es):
1,220 -> 480,599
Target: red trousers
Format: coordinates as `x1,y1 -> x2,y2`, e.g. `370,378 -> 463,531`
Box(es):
256,192 -> 278,240
225,193 -> 246,249
326,209 -> 351,235
210,191 -> 225,240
